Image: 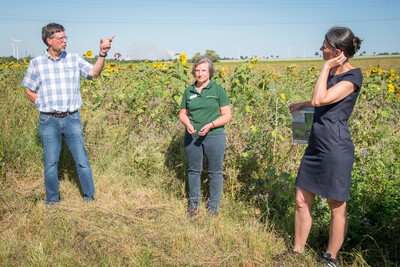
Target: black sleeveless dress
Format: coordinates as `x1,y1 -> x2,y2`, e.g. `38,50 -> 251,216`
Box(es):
295,68 -> 363,201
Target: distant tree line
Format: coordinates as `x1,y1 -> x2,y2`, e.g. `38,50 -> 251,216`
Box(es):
1,50 -> 400,64
191,50 -> 220,62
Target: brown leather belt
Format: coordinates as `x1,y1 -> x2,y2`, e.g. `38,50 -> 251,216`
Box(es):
41,110 -> 77,118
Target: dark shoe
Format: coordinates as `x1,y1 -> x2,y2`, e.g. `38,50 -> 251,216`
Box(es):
287,248 -> 307,258
207,210 -> 218,217
318,252 -> 339,267
290,249 -> 302,256
273,248 -> 305,263
187,208 -> 199,217
83,196 -> 95,203
45,201 -> 59,207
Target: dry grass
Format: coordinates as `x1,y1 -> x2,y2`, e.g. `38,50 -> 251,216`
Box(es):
4,58 -> 394,265
0,105 -> 297,265
0,167 -> 305,266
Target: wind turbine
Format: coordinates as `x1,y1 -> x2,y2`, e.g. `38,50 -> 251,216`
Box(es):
237,44 -> 242,59
286,45 -> 292,59
10,36 -> 23,60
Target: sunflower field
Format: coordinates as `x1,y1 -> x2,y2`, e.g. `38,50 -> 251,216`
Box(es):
1,54 -> 399,266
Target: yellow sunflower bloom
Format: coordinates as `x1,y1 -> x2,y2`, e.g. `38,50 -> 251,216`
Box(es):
153,62 -> 162,68
85,50 -> 93,58
220,67 -> 226,77
179,53 -> 187,66
388,84 -> 395,92
281,93 -> 286,101
250,56 -> 258,66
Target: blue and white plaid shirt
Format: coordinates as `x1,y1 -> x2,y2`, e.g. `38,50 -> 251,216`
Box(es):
21,51 -> 94,113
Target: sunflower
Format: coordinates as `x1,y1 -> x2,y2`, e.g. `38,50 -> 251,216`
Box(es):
250,56 -> 258,66
179,53 -> 187,66
85,50 -> 93,58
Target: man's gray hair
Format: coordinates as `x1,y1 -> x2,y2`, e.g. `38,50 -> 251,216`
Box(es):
42,23 -> 65,46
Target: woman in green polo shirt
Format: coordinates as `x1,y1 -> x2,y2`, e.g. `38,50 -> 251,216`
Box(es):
179,56 -> 232,216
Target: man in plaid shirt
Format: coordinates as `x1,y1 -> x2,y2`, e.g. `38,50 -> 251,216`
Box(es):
22,23 -> 115,205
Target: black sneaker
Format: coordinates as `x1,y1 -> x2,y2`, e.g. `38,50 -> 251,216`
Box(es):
187,207 -> 199,217
290,249 -> 302,256
207,208 -> 218,217
318,252 -> 339,267
272,248 -> 305,263
83,196 -> 95,203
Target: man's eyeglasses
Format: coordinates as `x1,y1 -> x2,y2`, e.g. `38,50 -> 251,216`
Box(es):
51,36 -> 68,41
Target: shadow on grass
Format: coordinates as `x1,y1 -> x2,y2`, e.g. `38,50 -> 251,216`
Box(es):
164,131 -> 212,207
34,130 -> 85,200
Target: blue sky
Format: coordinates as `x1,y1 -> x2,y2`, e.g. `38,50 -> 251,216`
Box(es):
1,0 -> 400,60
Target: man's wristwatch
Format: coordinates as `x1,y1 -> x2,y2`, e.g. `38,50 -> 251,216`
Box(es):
99,52 -> 107,57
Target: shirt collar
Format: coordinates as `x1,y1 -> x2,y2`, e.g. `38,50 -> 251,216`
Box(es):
190,80 -> 214,93
45,50 -> 67,61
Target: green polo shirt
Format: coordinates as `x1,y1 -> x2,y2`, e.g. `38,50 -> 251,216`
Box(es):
180,80 -> 230,135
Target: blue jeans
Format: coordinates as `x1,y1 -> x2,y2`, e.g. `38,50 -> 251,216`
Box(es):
184,131 -> 226,212
38,111 -> 95,203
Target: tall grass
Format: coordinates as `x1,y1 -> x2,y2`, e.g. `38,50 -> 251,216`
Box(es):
1,57 -> 399,266
0,68 -> 296,266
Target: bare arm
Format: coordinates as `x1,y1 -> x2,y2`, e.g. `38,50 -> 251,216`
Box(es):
289,53 -> 357,113
179,108 -> 197,135
289,101 -> 313,113
199,105 -> 232,136
311,52 -> 356,107
88,35 -> 115,78
26,88 -> 37,104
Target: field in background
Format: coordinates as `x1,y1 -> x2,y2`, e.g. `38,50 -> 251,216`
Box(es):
1,56 -> 399,266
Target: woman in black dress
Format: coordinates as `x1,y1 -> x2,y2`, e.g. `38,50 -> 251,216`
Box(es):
289,27 -> 362,266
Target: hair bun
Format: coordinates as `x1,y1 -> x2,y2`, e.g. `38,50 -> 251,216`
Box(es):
353,37 -> 362,53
